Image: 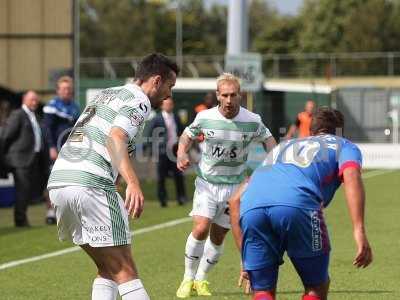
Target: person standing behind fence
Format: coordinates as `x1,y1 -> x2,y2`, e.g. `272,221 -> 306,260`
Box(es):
43,76 -> 80,160
194,92 -> 216,114
0,91 -> 50,227
285,100 -> 315,139
147,96 -> 187,207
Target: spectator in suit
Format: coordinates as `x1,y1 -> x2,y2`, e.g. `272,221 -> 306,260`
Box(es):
1,91 -> 50,227
43,76 -> 80,161
0,101 -> 11,179
148,97 -> 187,207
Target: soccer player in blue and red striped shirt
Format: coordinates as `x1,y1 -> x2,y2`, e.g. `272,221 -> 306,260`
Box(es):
230,107 -> 373,300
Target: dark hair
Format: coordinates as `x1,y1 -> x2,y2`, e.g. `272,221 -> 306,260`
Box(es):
135,53 -> 179,81
310,106 -> 344,135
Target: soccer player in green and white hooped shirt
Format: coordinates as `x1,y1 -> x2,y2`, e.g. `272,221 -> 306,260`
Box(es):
176,73 -> 277,298
47,53 -> 179,300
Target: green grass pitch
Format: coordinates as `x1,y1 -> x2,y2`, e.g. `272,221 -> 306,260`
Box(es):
0,170 -> 399,299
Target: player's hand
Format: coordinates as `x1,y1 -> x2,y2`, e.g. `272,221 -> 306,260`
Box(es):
177,154 -> 190,171
353,228 -> 373,268
125,183 -> 144,218
238,269 -> 251,294
50,147 -> 58,161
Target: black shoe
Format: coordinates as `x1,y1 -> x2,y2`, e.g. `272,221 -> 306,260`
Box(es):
15,220 -> 30,228
177,197 -> 188,206
160,202 -> 168,208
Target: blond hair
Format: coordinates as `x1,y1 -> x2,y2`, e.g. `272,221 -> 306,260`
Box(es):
57,76 -> 73,89
216,72 -> 241,91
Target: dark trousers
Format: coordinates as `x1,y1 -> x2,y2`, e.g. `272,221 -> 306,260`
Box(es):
12,154 -> 42,226
157,154 -> 186,206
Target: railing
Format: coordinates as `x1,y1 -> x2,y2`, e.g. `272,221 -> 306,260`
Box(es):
80,52 -> 400,79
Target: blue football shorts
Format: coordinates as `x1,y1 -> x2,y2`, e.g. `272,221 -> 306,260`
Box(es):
240,206 -> 330,290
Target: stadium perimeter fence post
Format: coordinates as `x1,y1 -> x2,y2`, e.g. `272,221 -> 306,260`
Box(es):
73,0 -> 81,110
247,92 -> 254,112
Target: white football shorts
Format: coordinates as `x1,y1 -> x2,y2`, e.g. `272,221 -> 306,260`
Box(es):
49,186 -> 131,247
189,177 -> 240,229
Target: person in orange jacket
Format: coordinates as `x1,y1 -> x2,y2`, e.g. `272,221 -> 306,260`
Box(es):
286,100 -> 316,139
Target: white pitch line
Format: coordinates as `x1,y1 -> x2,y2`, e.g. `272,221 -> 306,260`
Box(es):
362,169 -> 395,179
0,169 -> 397,272
0,217 -> 191,271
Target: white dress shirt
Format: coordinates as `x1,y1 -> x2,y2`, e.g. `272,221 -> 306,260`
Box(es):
161,110 -> 178,151
22,104 -> 42,153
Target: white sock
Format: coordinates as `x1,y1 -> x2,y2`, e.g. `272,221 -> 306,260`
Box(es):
195,238 -> 224,281
184,233 -> 206,280
92,278 -> 118,300
118,279 -> 150,300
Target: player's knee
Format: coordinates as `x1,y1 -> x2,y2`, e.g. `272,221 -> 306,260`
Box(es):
110,264 -> 137,283
192,224 -> 210,240
98,257 -> 137,283
209,233 -> 226,245
209,223 -> 229,245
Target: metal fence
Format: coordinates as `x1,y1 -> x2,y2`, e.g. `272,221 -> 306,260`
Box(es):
80,52 -> 400,79
79,52 -> 400,145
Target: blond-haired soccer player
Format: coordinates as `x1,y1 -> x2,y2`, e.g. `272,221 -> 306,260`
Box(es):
176,73 -> 276,298
48,54 -> 179,300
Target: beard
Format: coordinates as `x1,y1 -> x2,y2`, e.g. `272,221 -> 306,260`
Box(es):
222,105 -> 239,119
148,91 -> 164,109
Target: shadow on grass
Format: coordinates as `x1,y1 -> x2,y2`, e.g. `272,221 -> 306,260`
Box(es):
280,290 -> 394,295
214,290 -> 395,297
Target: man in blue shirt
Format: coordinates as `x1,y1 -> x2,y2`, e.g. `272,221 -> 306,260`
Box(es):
43,76 -> 80,161
43,76 -> 80,224
230,107 -> 372,300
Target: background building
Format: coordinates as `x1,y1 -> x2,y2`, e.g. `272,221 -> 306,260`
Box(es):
0,0 -> 74,96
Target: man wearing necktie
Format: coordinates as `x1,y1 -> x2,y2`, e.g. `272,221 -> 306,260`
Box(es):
148,96 -> 187,207
1,91 -> 50,227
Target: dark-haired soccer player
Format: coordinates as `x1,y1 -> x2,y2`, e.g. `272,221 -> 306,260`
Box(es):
230,107 -> 373,300
48,53 -> 179,300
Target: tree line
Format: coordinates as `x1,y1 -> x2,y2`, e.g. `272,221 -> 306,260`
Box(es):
81,0 -> 400,57
80,0 -> 400,78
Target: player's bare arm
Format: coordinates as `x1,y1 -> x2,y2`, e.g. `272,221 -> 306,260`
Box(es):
229,181 -> 246,251
107,127 -> 144,218
262,135 -> 277,153
285,124 -> 297,139
228,180 -> 251,294
177,132 -> 193,171
342,167 -> 373,268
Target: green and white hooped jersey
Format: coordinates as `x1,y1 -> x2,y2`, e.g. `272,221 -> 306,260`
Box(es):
48,83 -> 151,192
185,106 -> 272,184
